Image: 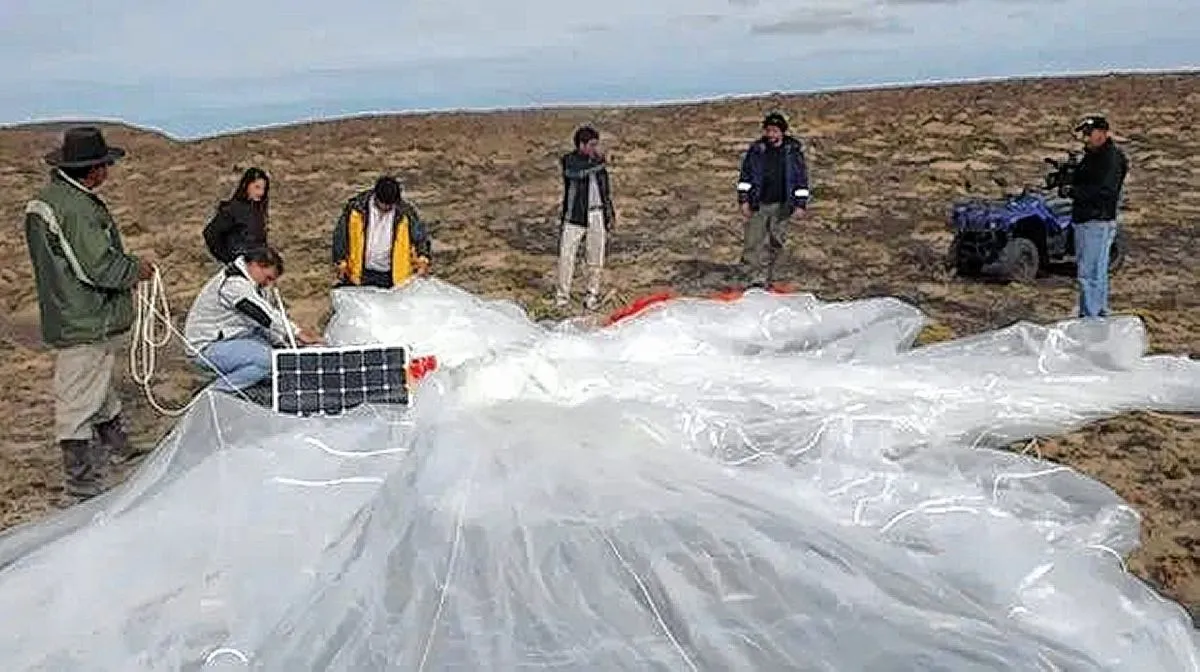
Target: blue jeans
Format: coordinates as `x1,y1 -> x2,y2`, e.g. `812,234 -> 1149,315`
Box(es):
196,336 -> 274,391
1074,220 -> 1116,318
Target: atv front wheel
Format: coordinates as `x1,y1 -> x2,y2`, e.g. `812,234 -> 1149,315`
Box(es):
1108,228 -> 1127,272
999,236 -> 1039,283
947,235 -> 982,277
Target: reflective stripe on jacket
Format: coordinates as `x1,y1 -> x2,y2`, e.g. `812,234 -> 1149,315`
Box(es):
736,136 -> 811,211
24,170 -> 139,348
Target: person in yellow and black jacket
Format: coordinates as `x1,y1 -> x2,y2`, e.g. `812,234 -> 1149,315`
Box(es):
331,176 -> 432,288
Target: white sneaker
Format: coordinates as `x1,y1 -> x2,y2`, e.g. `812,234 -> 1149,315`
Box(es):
554,295 -> 569,308
583,293 -> 600,311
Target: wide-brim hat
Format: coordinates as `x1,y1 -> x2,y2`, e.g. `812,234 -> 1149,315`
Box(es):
43,126 -> 126,168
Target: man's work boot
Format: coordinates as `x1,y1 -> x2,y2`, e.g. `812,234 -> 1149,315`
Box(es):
96,414 -> 149,465
60,439 -> 104,500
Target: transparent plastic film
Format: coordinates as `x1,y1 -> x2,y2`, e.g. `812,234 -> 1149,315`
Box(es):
0,278 -> 1195,671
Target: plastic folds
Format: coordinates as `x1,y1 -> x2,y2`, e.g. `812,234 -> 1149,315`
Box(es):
0,278 -> 1196,670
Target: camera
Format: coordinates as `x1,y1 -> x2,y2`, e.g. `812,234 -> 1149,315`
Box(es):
1043,151 -> 1081,198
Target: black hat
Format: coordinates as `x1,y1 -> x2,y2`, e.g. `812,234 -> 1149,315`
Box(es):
43,126 -> 126,168
1074,115 -> 1110,133
762,112 -> 789,132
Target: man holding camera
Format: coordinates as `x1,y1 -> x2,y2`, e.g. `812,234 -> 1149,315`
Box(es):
1070,115 -> 1128,318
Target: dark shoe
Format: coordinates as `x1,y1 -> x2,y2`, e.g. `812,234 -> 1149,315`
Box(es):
60,439 -> 104,500
216,381 -> 274,407
243,381 -> 273,407
96,415 -> 150,465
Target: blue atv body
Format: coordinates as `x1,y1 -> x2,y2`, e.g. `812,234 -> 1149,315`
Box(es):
946,153 -> 1126,282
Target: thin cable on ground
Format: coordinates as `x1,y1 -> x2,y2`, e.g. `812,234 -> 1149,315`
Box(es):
1085,543 -> 1129,574
302,436 -> 408,458
1020,437 -> 1043,460
203,647 -> 250,666
600,530 -> 700,672
990,466 -> 1072,502
271,476 -> 385,487
130,266 -> 255,416
416,451 -> 478,672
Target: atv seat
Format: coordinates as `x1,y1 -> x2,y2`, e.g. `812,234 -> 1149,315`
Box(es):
1045,197 -> 1073,219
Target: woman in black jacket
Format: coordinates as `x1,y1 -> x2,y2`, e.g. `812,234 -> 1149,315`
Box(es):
203,167 -> 271,263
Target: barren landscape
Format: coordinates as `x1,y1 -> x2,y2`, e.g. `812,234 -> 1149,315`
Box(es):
0,72 -> 1196,615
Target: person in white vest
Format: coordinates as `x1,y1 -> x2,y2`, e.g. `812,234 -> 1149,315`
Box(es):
183,246 -> 323,401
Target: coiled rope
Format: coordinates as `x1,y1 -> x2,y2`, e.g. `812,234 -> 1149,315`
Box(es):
129,266 -> 252,416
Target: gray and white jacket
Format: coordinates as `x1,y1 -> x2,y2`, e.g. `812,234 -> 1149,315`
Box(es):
183,256 -> 299,353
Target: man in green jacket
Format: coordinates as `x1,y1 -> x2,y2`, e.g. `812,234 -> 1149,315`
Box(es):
23,127 -> 154,500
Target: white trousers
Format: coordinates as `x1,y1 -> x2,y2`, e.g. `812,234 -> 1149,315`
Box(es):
555,210 -> 606,300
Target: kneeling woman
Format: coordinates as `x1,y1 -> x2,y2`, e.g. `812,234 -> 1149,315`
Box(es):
183,246 -> 323,397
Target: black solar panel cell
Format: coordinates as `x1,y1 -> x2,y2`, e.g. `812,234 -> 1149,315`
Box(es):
271,345 -> 409,415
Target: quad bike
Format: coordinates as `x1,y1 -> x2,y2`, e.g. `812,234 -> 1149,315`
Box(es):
946,152 -> 1126,283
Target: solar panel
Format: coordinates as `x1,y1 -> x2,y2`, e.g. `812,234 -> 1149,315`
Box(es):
271,344 -> 409,416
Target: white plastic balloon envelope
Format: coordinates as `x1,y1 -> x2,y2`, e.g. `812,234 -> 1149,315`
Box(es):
0,278 -> 1196,671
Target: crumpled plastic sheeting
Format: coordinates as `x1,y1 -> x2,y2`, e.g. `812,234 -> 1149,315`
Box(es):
324,282 -> 543,367
0,278 -> 1196,671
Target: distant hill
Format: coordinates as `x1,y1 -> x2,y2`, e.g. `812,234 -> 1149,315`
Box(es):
1,119 -> 178,143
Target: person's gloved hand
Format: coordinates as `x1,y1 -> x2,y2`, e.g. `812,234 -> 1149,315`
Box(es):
414,256 -> 431,275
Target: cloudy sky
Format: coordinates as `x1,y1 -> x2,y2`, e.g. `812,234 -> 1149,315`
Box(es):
1,0 -> 1195,138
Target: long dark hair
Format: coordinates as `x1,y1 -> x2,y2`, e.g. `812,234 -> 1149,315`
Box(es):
230,167 -> 270,225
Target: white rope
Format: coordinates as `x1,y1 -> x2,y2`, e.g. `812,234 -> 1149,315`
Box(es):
270,285 -> 299,349
129,268 -> 180,414
129,265 -> 254,416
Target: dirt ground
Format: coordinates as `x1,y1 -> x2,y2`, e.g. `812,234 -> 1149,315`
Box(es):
0,72 -> 1196,615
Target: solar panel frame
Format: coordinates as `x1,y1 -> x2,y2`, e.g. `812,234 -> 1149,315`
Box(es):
270,344 -> 410,416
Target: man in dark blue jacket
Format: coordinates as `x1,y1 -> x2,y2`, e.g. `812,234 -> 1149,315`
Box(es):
737,112 -> 810,287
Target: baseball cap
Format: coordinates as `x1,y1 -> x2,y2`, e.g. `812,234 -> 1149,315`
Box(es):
1074,115 -> 1110,133
762,112 -> 789,132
